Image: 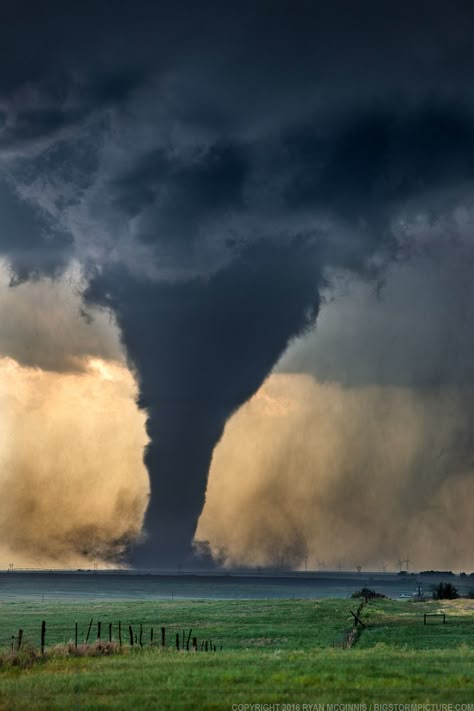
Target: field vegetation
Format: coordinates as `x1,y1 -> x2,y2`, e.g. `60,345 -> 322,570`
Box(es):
0,597 -> 473,709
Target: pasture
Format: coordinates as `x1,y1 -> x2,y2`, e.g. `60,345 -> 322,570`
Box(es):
0,597 -> 473,709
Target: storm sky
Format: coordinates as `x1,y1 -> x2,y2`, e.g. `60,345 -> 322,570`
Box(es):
2,1 -> 474,569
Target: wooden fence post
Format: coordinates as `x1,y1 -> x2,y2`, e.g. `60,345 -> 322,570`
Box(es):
109,623 -> 112,643
139,623 -> 143,647
41,620 -> 46,655
192,637 -> 197,651
350,610 -> 366,628
150,627 -> 154,646
118,621 -> 122,647
75,621 -> 78,649
85,618 -> 93,643
129,625 -> 134,646
176,633 -> 180,650
17,629 -> 23,650
186,629 -> 192,651
97,621 -> 101,641
161,626 -> 166,648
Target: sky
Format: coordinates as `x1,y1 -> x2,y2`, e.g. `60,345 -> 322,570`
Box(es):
1,1 -> 474,569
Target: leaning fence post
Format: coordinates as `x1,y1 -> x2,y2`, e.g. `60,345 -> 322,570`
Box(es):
41,620 -> 46,655
85,618 -> 93,643
186,629 -> 192,651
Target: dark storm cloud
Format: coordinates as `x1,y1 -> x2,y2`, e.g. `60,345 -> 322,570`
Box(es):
279,245 -> 474,389
1,1 -> 474,147
105,99 -> 474,279
0,74 -> 143,156
112,141 -> 248,245
0,179 -> 72,280
3,0 -> 474,565
284,103 -> 474,214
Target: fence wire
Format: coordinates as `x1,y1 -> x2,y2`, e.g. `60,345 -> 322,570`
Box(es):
0,621 -> 220,653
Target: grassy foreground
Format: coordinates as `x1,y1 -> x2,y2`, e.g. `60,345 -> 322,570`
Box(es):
0,598 -> 473,709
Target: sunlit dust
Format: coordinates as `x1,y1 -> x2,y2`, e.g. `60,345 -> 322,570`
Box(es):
0,355 -> 149,568
197,373 -> 474,572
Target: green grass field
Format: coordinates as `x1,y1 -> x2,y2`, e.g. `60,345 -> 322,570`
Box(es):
0,597 -> 473,709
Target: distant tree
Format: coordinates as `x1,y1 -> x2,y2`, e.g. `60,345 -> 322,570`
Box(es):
467,590 -> 474,599
421,570 -> 455,577
351,587 -> 386,600
432,582 -> 458,600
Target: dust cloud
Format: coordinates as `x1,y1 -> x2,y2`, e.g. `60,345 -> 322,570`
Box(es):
0,357 -> 149,568
197,374 -> 474,572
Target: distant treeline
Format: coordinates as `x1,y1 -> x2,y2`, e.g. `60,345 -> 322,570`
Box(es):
418,570 -> 474,577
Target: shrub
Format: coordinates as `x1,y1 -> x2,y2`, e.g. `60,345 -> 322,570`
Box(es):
50,641 -> 122,658
432,582 -> 458,600
0,644 -> 41,669
351,587 -> 386,600
0,640 -> 124,668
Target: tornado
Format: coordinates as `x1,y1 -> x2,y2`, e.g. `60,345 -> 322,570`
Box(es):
88,242 -> 321,565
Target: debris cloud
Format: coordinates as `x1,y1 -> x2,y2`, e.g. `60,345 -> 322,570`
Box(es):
197,374 -> 474,572
0,357 -> 149,568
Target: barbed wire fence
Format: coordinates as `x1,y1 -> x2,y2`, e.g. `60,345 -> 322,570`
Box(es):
0,619 -> 221,656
